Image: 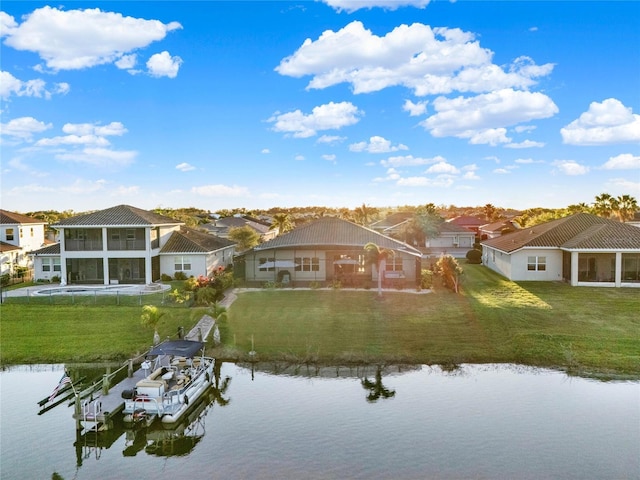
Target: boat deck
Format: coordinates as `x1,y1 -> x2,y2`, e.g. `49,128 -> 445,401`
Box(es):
75,314 -> 216,431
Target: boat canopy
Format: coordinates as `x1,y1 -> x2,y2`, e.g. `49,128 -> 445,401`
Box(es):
149,340 -> 205,358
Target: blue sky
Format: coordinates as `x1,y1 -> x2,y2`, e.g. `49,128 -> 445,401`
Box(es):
1,0 -> 639,213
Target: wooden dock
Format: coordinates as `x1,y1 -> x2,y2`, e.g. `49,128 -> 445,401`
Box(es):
70,314 -> 217,431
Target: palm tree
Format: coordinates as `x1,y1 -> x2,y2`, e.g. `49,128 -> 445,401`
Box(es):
269,213 -> 294,235
361,366 -> 396,402
593,193 -> 616,219
140,305 -> 164,344
364,242 -> 393,296
615,194 -> 638,222
353,203 -> 378,226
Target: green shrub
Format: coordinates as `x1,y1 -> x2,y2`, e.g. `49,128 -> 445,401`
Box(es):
466,249 -> 483,264
420,269 -> 433,289
174,271 -> 187,280
160,273 -> 172,281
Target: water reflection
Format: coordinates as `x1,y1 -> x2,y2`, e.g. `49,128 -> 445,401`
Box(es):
2,362 -> 639,480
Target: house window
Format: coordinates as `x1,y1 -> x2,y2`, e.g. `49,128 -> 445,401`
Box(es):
111,231 -> 120,241
295,257 -> 320,272
42,260 -> 50,272
385,256 -> 403,271
53,258 -> 61,272
30,228 -> 34,237
6,228 -> 14,241
258,257 -> 275,272
20,228 -> 23,238
174,256 -> 192,271
527,256 -> 546,271
127,229 -> 136,240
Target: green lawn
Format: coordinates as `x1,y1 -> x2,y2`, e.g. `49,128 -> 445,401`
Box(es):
2,265 -> 639,377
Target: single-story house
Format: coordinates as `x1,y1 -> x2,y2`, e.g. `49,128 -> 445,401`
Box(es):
446,215 -> 487,235
478,219 -> 520,240
481,212 -> 640,287
369,212 -> 475,258
240,216 -> 423,288
30,205 -> 235,285
200,215 -> 276,242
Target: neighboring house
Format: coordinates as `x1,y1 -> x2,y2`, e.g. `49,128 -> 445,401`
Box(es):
201,215 -> 276,242
423,222 -> 476,259
0,209 -> 48,276
446,215 -> 486,235
30,205 -> 235,285
241,216 -> 423,288
478,219 -> 520,240
481,213 -> 640,287
370,212 -> 475,258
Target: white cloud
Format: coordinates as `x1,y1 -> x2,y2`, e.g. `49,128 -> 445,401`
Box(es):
514,158 -> 543,164
110,185 -> 140,197
261,148 -> 271,154
493,168 -> 511,174
294,154 -> 305,161
426,161 -> 459,174
552,160 -> 589,176
0,116 -> 52,140
601,153 -> 640,170
421,89 -> 558,142
268,101 -> 362,138
115,54 -> 137,70
605,178 -> 640,194
35,135 -> 111,147
403,99 -> 428,116
322,154 -> 337,163
190,184 -> 249,197
321,0 -> 430,13
561,98 -> 640,145
176,162 -> 195,172
276,21 -> 553,96
468,128 -> 510,146
147,51 -> 183,78
56,147 -> 137,167
504,139 -> 545,149
380,154 -> 445,168
61,122 -> 127,136
0,70 -> 69,100
1,7 -> 181,71
349,136 -> 408,153
317,135 -> 346,144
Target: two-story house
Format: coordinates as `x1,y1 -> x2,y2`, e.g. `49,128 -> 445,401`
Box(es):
0,210 -> 47,277
30,205 -> 235,284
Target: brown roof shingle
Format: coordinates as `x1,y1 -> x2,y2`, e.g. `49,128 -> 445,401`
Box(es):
0,210 -> 45,225
53,205 -> 182,227
482,213 -> 640,252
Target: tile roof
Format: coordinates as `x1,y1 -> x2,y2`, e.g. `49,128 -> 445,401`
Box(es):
447,215 -> 487,227
438,222 -> 475,234
0,210 -> 45,225
253,217 -> 422,255
161,226 -> 235,254
482,213 -> 640,252
370,212 -> 413,229
0,241 -> 21,253
30,243 -> 61,255
53,205 -> 182,227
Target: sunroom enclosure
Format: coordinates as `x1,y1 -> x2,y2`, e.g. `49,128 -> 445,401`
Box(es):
563,251 -> 640,286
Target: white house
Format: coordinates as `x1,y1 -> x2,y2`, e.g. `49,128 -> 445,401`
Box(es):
30,205 -> 235,284
0,210 -> 48,277
481,213 -> 640,287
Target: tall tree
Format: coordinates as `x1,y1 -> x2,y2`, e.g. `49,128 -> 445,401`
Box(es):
615,194 -> 638,222
228,225 -> 260,252
353,203 -> 378,226
593,193 -> 616,219
269,213 -> 294,235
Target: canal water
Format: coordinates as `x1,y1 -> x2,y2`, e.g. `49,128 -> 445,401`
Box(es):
1,363 -> 638,480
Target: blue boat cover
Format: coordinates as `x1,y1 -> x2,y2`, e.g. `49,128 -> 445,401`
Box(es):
149,340 -> 204,358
